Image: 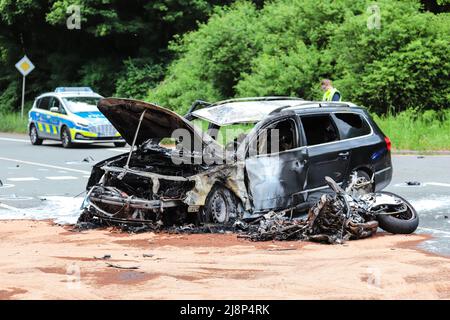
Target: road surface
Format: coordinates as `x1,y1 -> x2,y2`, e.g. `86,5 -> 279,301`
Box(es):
0,133 -> 449,254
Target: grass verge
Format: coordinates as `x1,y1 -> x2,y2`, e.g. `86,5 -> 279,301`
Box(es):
373,108 -> 450,151
0,112 -> 28,134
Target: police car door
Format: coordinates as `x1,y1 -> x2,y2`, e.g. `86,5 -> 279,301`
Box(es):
35,96 -> 52,138
48,97 -> 63,138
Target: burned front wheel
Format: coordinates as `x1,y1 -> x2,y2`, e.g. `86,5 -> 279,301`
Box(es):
202,185 -> 242,225
375,191 -> 419,234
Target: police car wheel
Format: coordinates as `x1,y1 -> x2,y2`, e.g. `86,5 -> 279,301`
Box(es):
61,127 -> 73,148
29,125 -> 43,145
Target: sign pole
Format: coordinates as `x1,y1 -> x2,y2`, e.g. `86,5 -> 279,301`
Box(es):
21,75 -> 25,118
15,55 -> 35,118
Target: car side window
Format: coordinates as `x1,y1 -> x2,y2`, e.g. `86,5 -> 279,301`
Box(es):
37,97 -> 51,110
50,97 -> 66,114
333,113 -> 371,139
253,118 -> 297,155
300,114 -> 339,146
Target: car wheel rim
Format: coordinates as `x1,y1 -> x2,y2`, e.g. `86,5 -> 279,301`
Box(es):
62,131 -> 69,146
211,193 -> 227,223
30,128 -> 37,143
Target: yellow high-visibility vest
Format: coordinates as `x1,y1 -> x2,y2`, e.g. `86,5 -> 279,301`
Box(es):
322,88 -> 341,101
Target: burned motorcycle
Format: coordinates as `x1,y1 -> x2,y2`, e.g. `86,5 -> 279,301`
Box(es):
242,173 -> 419,243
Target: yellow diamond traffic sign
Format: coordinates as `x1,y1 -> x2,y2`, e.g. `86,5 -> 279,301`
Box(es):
15,55 -> 35,76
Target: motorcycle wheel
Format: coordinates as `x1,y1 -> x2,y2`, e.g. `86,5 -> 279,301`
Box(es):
375,191 -> 419,234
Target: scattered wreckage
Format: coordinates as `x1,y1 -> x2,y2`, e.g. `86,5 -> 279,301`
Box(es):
78,97 -> 418,242
238,174 -> 418,243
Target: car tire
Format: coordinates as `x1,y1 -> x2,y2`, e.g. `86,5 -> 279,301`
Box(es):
376,191 -> 419,234
202,185 -> 242,226
114,142 -> 126,147
356,170 -> 373,192
61,126 -> 73,148
29,124 -> 43,145
345,169 -> 373,193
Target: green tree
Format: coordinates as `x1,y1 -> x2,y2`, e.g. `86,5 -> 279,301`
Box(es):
148,0 -> 450,114
0,0 -> 233,111
148,1 -> 261,112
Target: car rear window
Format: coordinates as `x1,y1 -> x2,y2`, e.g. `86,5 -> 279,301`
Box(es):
333,113 -> 371,139
300,114 -> 339,146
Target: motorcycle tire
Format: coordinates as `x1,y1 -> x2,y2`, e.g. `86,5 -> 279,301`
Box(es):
375,191 -> 419,234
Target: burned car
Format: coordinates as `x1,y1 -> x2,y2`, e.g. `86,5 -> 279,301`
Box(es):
80,97 -> 393,227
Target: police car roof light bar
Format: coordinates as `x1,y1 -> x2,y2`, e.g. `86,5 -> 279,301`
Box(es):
55,87 -> 94,93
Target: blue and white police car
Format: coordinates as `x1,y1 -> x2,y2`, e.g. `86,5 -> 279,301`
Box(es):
28,87 -> 126,148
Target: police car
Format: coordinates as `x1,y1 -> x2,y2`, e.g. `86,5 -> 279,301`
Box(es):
28,87 -> 126,148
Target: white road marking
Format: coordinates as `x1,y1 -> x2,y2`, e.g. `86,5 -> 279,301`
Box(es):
424,182 -> 450,188
7,177 -> 40,182
0,183 -> 15,189
0,195 -> 33,201
107,148 -> 130,153
0,203 -> 20,211
45,176 -> 78,180
418,227 -> 450,236
0,157 -> 90,174
0,137 -> 28,143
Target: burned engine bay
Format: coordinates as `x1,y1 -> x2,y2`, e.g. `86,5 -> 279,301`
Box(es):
82,144 -> 218,225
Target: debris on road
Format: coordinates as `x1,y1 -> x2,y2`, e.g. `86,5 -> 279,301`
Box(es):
106,262 -> 139,270
94,254 -> 111,260
406,181 -> 421,186
76,193 -> 379,244
238,194 -> 378,244
77,170 -> 418,243
82,156 -> 95,163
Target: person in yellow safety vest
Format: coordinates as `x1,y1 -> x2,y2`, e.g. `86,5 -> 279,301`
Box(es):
321,79 -> 341,102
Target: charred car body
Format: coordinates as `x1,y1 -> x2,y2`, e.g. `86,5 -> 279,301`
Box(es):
81,97 -> 393,226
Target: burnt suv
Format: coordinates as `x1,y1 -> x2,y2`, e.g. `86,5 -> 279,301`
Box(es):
81,97 -> 392,225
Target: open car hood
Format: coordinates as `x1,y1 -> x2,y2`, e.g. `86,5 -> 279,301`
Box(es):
98,98 -> 222,151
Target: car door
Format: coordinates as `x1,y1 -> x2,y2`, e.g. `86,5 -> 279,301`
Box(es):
48,97 -> 64,138
245,115 -> 308,212
299,113 -> 351,201
35,96 -> 52,138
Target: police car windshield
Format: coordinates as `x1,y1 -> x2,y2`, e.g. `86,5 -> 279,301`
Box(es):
63,97 -> 100,113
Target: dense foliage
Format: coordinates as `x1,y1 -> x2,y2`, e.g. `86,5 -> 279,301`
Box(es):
0,0 -> 233,111
148,0 -> 449,114
0,0 -> 448,115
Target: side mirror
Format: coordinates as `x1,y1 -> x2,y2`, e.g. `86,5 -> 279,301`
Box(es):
50,107 -> 59,113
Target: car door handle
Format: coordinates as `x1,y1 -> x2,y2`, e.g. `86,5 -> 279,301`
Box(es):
338,152 -> 349,157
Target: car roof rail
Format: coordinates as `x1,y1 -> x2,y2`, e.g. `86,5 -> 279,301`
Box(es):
318,102 -> 351,108
269,101 -> 354,115
269,101 -> 321,114
185,100 -> 211,115
210,96 -> 303,107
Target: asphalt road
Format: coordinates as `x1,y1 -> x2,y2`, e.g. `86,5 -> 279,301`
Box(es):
0,133 -> 128,222
0,133 -> 449,254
